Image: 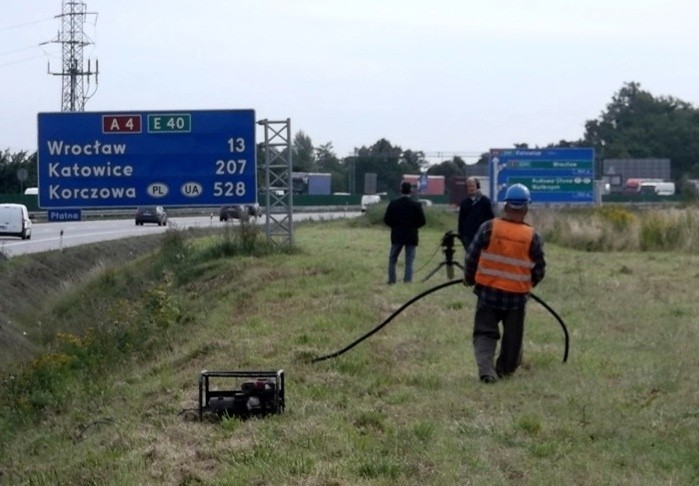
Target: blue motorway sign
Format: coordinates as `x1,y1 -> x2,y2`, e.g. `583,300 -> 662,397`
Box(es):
47,208 -> 82,222
37,109 -> 256,208
489,148 -> 595,204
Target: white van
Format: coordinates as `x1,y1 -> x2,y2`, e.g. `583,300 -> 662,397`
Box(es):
0,204 -> 32,240
360,194 -> 381,212
653,182 -> 676,196
640,181 -> 676,196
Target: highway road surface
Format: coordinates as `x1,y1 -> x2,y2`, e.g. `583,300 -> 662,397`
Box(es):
1,210 -> 360,258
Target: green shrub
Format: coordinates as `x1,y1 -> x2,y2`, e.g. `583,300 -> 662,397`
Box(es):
199,223 -> 277,260
533,206 -> 699,253
639,209 -> 696,252
595,206 -> 636,229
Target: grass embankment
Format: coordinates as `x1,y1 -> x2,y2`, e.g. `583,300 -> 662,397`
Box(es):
1,207 -> 698,484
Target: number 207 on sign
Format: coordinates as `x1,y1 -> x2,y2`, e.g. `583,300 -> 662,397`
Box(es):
215,159 -> 247,175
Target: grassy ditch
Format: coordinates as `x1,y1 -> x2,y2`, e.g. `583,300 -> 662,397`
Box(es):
1,208 -> 698,484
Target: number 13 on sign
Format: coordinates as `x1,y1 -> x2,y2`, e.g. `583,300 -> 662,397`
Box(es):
228,137 -> 245,152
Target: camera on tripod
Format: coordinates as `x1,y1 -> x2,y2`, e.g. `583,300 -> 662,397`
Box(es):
441,230 -> 457,251
423,230 -> 464,281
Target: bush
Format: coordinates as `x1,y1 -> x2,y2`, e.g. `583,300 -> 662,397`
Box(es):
533,207 -> 639,252
595,206 -> 636,229
532,206 -> 699,253
639,209 -> 698,252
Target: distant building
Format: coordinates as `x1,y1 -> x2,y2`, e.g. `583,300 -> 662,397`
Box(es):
402,174 -> 445,195
291,172 -> 332,195
447,164 -> 489,204
462,164 -> 489,178
603,158 -> 671,193
448,176 -> 491,205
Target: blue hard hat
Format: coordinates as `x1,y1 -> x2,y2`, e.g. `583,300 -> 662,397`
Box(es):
504,183 -> 531,208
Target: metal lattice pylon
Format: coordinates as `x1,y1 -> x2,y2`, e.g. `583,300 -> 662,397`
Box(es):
258,118 -> 293,247
49,0 -> 99,112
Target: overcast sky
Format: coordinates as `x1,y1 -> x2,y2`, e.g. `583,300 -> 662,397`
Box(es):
2,0 -> 698,163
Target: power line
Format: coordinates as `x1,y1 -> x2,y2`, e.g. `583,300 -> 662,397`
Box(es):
0,54 -> 47,68
0,44 -> 43,57
0,17 -> 54,33
0,17 -> 58,67
423,151 -> 483,159
342,151 -> 483,160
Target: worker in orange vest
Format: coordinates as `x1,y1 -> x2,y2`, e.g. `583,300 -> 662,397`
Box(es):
463,183 -> 546,383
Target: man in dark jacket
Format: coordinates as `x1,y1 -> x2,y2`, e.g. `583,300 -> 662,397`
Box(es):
383,182 -> 426,284
458,177 -> 494,251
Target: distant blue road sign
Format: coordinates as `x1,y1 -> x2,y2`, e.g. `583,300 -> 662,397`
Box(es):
489,148 -> 595,204
37,109 -> 256,208
47,208 -> 82,222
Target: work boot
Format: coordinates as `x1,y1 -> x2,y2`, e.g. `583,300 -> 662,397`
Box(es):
473,336 -> 498,380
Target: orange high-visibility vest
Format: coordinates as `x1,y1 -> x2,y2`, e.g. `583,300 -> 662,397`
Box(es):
475,219 -> 535,293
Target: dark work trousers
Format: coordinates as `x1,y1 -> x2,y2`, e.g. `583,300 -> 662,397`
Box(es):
472,304 -> 526,379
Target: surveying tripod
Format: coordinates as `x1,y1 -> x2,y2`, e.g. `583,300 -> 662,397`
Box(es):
422,231 -> 464,281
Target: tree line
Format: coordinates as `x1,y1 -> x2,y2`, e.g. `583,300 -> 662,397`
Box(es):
0,150 -> 37,194
3,81 -> 699,196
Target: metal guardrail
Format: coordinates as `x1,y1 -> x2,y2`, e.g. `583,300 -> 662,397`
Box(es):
27,205 -> 365,222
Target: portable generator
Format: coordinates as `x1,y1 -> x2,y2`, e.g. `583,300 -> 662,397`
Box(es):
198,369 -> 285,421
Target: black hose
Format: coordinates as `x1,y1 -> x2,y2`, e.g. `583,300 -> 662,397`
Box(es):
311,280 -> 459,363
311,279 -> 569,364
529,293 -> 569,363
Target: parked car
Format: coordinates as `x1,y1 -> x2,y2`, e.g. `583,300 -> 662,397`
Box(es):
219,203 -> 261,222
135,206 -> 167,226
0,203 -> 32,239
